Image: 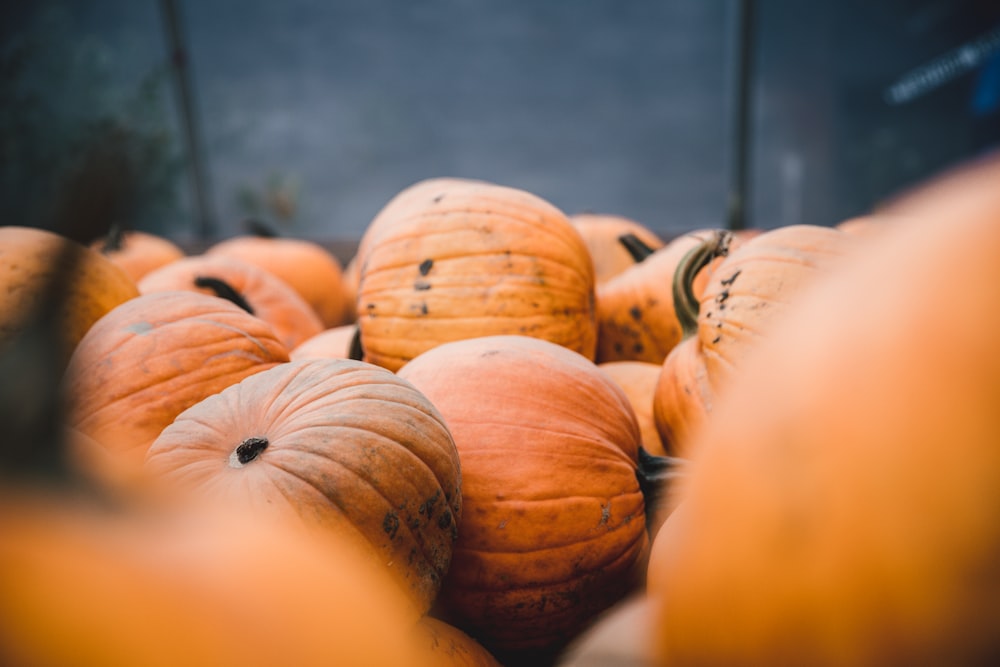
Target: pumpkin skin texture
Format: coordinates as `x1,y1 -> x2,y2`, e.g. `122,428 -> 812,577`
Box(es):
414,616 -> 503,667
0,226 -> 140,368
357,180 -> 598,371
90,229 -> 186,282
205,235 -> 350,329
138,255 -> 324,350
598,360 -> 668,457
647,156 -> 1000,666
144,358 -> 462,615
569,212 -> 665,285
63,291 -> 289,485
398,335 -> 647,660
289,324 -> 358,361
0,492 -> 419,667
652,224 -> 855,459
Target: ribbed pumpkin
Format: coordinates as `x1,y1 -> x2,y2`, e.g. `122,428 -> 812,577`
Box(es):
569,212 -> 665,285
205,234 -> 350,329
0,491 -> 419,667
138,255 -> 324,350
647,154 -> 1000,665
357,180 -> 597,371
143,358 -> 462,615
398,335 -> 647,660
90,228 -> 186,282
652,224 -> 856,458
0,226 -> 139,369
63,291 -> 288,485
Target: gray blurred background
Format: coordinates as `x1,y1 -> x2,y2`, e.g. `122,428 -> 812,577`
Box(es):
2,0 -> 999,257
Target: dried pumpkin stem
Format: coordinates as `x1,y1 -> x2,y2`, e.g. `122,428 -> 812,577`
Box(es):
194,276 -> 255,315
672,231 -> 732,338
348,327 -> 364,361
230,436 -> 269,467
636,447 -> 686,532
99,222 -> 126,254
617,233 -> 657,263
243,217 -> 281,238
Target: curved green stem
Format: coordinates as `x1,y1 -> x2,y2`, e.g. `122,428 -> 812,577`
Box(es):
672,230 -> 733,338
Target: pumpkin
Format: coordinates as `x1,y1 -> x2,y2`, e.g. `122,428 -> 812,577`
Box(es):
90,227 -> 186,282
569,212 -> 665,285
414,616 -> 503,667
398,335 -> 648,660
289,324 -> 360,361
598,360 -> 668,457
0,489 -> 419,667
595,229 -> 734,365
205,234 -> 351,329
647,153 -> 1000,665
554,592 -> 658,667
0,226 -> 139,369
143,358 -> 462,615
138,254 -> 323,351
357,180 -> 597,371
652,224 -> 856,458
63,291 -> 288,486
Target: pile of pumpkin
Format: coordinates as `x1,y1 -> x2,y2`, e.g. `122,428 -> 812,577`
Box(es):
2,152 -> 1000,666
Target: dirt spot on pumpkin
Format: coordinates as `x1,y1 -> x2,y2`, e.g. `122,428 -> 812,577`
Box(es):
414,280 -> 431,291
383,511 -> 400,539
720,269 -> 741,286
599,503 -> 611,526
418,258 -> 434,275
629,306 -> 642,321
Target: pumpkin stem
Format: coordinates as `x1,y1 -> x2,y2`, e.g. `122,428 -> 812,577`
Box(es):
617,233 -> 657,263
348,326 -> 364,361
636,447 -> 686,532
99,222 -> 126,254
231,437 -> 269,467
672,231 -> 732,338
243,217 -> 281,238
194,276 -> 255,315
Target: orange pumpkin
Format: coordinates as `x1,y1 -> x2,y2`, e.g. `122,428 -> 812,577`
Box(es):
647,154 -> 1000,665
138,255 -> 323,351
90,228 -> 186,282
569,212 -> 665,285
0,490 -> 419,667
289,324 -> 359,361
0,226 -> 139,369
143,358 -> 462,615
554,592 -> 658,667
652,224 -> 856,458
398,335 -> 647,660
598,360 -> 668,457
414,616 -> 503,667
205,234 -> 350,329
357,180 -> 598,371
63,291 -> 288,486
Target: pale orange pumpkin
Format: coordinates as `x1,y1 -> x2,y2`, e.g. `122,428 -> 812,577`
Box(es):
289,324 -> 359,361
647,153 -> 1000,666
90,228 -> 186,282
144,358 -> 462,615
598,360 -> 668,457
569,212 -> 665,285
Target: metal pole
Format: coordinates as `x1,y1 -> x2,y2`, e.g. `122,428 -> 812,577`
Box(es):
726,0 -> 756,231
160,0 -> 217,240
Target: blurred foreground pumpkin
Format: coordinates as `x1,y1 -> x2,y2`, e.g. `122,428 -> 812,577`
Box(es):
647,154 -> 1000,666
0,490 -> 419,667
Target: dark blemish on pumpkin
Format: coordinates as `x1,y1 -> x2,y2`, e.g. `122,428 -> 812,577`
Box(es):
613,342 -> 624,354
433,193 -> 445,203
480,349 -> 502,357
712,335 -> 722,344
230,436 -> 268,467
407,515 -> 421,531
419,491 -> 441,517
716,289 -> 730,304
497,519 -> 507,529
629,306 -> 642,321
383,512 -> 400,539
418,258 -> 434,275
366,303 -> 376,310
600,503 -> 611,526
632,342 -> 644,354
407,548 -> 418,565
720,269 -> 742,286
437,511 -> 452,530
124,321 -> 154,335
414,280 -> 431,291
